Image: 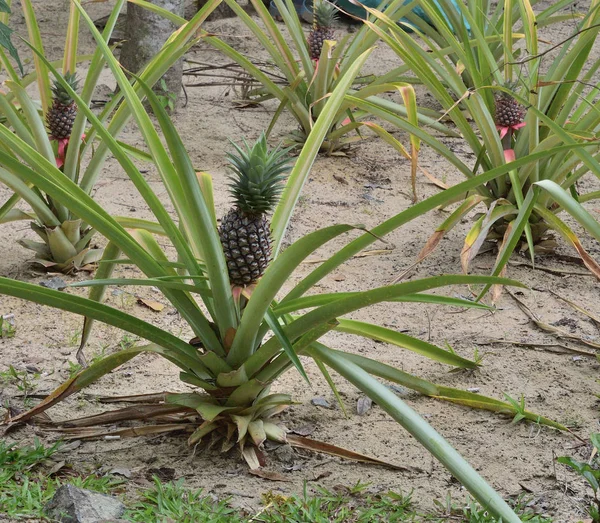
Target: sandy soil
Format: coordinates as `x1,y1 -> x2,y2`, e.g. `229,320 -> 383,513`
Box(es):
1,0 -> 600,521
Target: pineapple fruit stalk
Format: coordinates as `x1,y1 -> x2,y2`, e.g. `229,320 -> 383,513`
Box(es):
46,72 -> 79,140
308,0 -> 337,60
219,134 -> 292,286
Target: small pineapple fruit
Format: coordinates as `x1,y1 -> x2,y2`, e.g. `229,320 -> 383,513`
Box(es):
219,134 -> 291,286
494,90 -> 525,129
46,72 -> 79,139
308,0 -> 337,60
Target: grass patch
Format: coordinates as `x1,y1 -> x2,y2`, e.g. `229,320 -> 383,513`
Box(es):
0,439 -> 125,520
255,483 -> 415,522
126,477 -> 244,522
0,440 -> 553,522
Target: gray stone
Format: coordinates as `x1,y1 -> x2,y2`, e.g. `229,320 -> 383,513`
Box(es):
44,485 -> 126,523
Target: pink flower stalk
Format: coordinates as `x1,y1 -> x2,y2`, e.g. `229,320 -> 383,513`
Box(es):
50,134 -> 86,169
503,149 -> 516,162
497,121 -> 526,140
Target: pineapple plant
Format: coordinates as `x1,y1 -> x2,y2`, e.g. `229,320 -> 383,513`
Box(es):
46,72 -> 79,140
308,0 -> 337,60
218,134 -> 292,286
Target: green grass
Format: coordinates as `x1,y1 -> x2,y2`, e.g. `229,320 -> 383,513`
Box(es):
0,439 -> 125,520
125,477 -> 244,523
0,440 -> 554,522
255,483 -> 416,522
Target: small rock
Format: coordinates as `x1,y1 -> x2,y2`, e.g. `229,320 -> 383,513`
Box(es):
386,384 -> 411,396
39,277 -> 67,291
106,467 -> 131,479
273,444 -> 296,466
44,485 -> 126,523
290,424 -> 316,437
356,396 -> 373,416
467,387 -> 480,393
311,397 -> 331,409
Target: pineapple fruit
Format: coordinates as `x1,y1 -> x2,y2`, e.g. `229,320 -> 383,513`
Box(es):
219,134 -> 292,286
494,90 -> 525,129
308,0 -> 337,60
46,73 -> 79,139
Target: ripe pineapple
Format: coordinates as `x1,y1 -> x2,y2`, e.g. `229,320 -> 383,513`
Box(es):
219,134 -> 291,286
308,0 -> 337,60
494,90 -> 525,129
46,73 -> 79,139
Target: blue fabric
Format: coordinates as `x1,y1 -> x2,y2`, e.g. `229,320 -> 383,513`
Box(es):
334,0 -> 470,33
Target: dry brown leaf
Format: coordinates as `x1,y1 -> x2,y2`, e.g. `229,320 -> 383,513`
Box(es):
94,392 -> 171,404
287,434 -> 411,471
137,298 -> 165,312
48,423 -> 192,440
241,446 -> 262,470
54,404 -> 194,428
249,469 -> 290,482
550,291 -> 600,326
507,290 -> 600,351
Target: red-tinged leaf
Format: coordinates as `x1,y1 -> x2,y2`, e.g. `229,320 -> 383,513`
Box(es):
224,327 -> 236,351
418,195 -> 487,264
535,207 -> 600,281
461,216 -> 485,273
418,230 -> 446,263
569,237 -> 600,280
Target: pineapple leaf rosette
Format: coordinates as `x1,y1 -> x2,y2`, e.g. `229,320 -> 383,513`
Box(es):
362,0 -> 600,288
0,0 -> 224,272
0,6 -> 557,522
202,0 -> 447,154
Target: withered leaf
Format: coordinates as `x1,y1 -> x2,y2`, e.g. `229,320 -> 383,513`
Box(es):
137,298 -> 165,312
249,469 -> 290,482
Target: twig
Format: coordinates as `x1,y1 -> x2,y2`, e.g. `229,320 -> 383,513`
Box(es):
506,289 -> 600,351
506,23 -> 600,66
508,260 -> 592,277
479,339 -> 596,358
550,291 -> 600,327
302,249 -> 394,264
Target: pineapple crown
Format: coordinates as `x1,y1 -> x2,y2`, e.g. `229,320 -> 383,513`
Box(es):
226,133 -> 292,215
495,80 -> 522,100
312,0 -> 337,28
51,72 -> 79,106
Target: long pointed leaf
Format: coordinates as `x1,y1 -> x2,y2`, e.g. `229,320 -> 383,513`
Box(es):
306,343 -> 521,522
